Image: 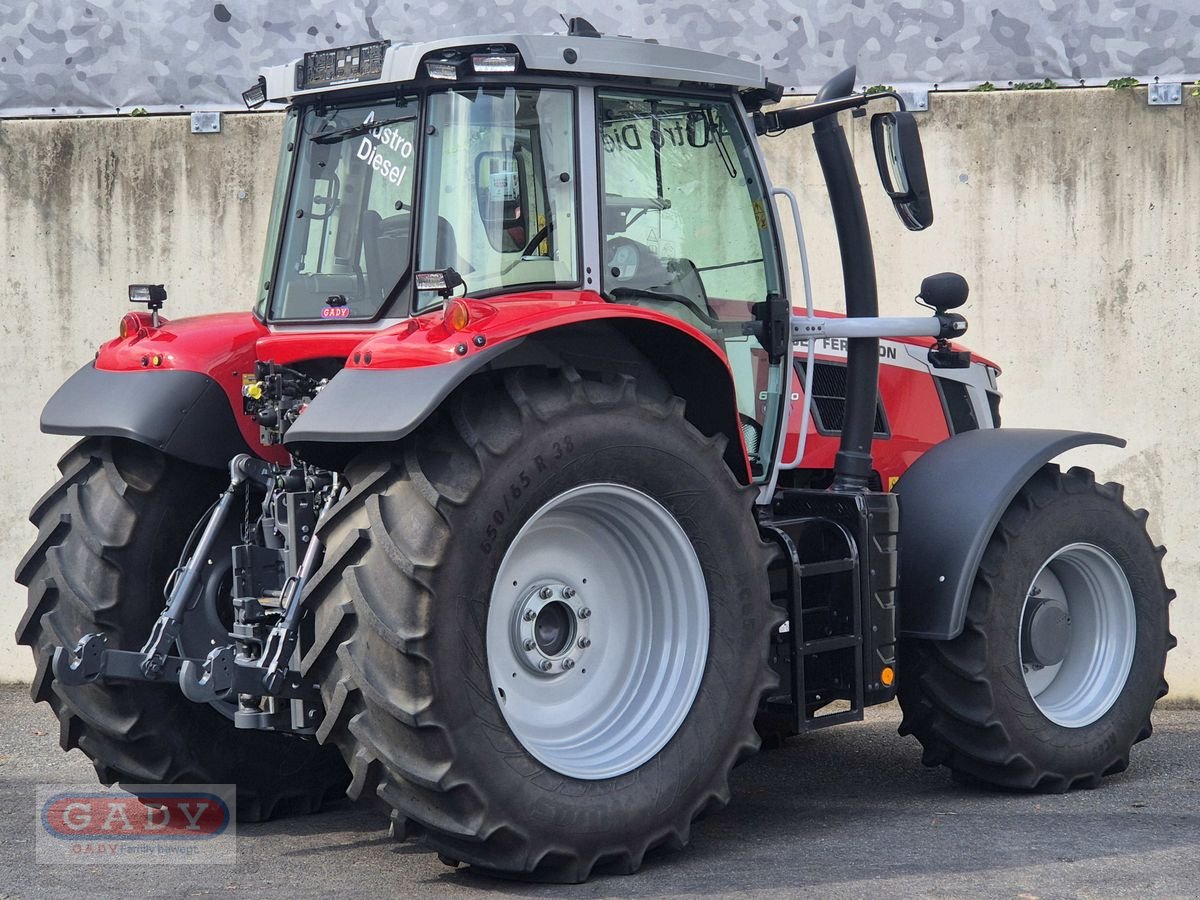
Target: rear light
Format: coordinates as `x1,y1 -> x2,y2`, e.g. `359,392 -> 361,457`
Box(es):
471,52 -> 518,73
443,298 -> 471,332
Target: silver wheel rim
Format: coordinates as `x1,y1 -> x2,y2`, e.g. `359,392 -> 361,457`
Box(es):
486,483 -> 709,780
1019,542 -> 1136,728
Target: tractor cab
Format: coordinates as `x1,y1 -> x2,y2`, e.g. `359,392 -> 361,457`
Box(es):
251,31 -> 792,477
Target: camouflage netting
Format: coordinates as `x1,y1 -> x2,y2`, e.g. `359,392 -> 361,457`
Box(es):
2,0 -> 1198,117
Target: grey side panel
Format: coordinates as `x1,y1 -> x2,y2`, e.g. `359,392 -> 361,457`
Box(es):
895,428 -> 1125,641
283,342 -> 515,450
41,364 -> 252,469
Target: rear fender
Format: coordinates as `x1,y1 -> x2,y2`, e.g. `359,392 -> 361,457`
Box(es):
284,314 -> 748,481
41,363 -> 253,469
894,428 -> 1125,640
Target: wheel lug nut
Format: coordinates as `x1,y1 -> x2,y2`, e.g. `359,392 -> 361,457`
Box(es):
578,607 -> 591,619
578,637 -> 591,649
562,659 -> 575,670
562,587 -> 576,599
538,587 -> 553,600
539,659 -> 553,672
523,639 -> 536,651
523,609 -> 537,621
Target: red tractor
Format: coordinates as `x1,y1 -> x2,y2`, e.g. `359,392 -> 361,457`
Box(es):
19,20 -> 1173,882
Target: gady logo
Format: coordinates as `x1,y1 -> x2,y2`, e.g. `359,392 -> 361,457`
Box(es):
41,791 -> 230,840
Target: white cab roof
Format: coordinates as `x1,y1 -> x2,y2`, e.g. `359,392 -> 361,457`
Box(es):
262,32 -> 768,103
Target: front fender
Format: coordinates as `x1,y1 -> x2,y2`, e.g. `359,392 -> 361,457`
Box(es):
895,428 -> 1125,640
41,363 -> 253,469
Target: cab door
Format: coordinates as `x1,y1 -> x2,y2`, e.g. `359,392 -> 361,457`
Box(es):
595,89 -> 788,479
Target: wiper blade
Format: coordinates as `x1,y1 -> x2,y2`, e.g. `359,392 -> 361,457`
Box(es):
311,114 -> 416,145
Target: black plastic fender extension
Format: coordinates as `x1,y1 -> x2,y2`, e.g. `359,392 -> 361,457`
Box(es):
282,341 -> 515,466
41,363 -> 252,469
894,428 -> 1125,641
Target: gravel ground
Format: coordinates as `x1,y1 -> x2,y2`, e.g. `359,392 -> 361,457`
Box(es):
1,683 -> 1196,899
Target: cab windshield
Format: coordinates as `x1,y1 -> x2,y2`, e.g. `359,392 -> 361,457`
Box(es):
265,87 -> 578,322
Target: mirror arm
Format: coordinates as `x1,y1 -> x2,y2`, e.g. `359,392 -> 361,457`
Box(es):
754,90 -> 905,136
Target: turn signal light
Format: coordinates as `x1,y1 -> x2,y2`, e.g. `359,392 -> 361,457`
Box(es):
443,298 -> 471,332
119,313 -> 141,339
881,665 -> 895,687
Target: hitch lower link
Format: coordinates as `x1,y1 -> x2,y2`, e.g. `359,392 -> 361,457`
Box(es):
51,453 -> 339,730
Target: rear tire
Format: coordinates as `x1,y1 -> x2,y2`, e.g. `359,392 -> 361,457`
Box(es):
16,437 -> 350,821
302,368 -> 778,881
898,465 -> 1174,791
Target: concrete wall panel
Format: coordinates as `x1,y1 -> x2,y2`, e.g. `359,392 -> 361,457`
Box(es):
2,89 -> 1196,699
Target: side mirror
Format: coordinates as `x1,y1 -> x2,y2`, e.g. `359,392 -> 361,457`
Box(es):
870,111 -> 933,231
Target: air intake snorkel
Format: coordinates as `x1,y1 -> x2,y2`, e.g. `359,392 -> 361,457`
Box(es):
810,67 -> 880,492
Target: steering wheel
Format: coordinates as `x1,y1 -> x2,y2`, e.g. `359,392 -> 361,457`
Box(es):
520,220 -> 553,257
605,238 -> 720,327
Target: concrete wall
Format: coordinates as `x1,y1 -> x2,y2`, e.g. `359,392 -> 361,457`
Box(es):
2,89 -> 1197,698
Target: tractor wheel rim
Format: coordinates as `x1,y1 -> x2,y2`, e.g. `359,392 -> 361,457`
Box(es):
486,483 -> 709,780
1019,542 -> 1136,728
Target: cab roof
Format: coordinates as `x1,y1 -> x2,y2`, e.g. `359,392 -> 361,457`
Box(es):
261,30 -> 770,104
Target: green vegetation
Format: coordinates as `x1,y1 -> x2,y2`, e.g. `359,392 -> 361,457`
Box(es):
1011,78 -> 1059,91
1106,77 -> 1139,90
864,84 -> 895,95
969,81 -> 996,92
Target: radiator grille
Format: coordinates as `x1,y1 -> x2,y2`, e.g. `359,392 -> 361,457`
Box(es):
796,360 -> 888,436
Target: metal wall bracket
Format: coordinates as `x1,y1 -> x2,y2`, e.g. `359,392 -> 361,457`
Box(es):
1148,83 -> 1182,106
190,111 -> 222,133
898,88 -> 929,112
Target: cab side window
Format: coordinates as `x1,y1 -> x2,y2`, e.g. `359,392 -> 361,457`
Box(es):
597,92 -> 780,321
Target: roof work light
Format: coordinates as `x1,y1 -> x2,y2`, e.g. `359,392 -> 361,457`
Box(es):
241,77 -> 267,109
471,52 -> 519,73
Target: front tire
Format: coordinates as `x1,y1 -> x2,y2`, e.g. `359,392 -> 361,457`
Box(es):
898,465 -> 1175,791
302,368 -> 777,881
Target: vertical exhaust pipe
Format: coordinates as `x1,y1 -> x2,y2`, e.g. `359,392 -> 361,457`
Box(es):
811,67 -> 878,492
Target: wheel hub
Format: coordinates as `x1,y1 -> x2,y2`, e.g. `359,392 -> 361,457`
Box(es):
1022,595 -> 1070,668
513,583 -> 591,674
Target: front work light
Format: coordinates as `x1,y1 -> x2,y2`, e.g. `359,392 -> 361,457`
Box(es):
471,52 -> 518,73
242,77 -> 267,109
